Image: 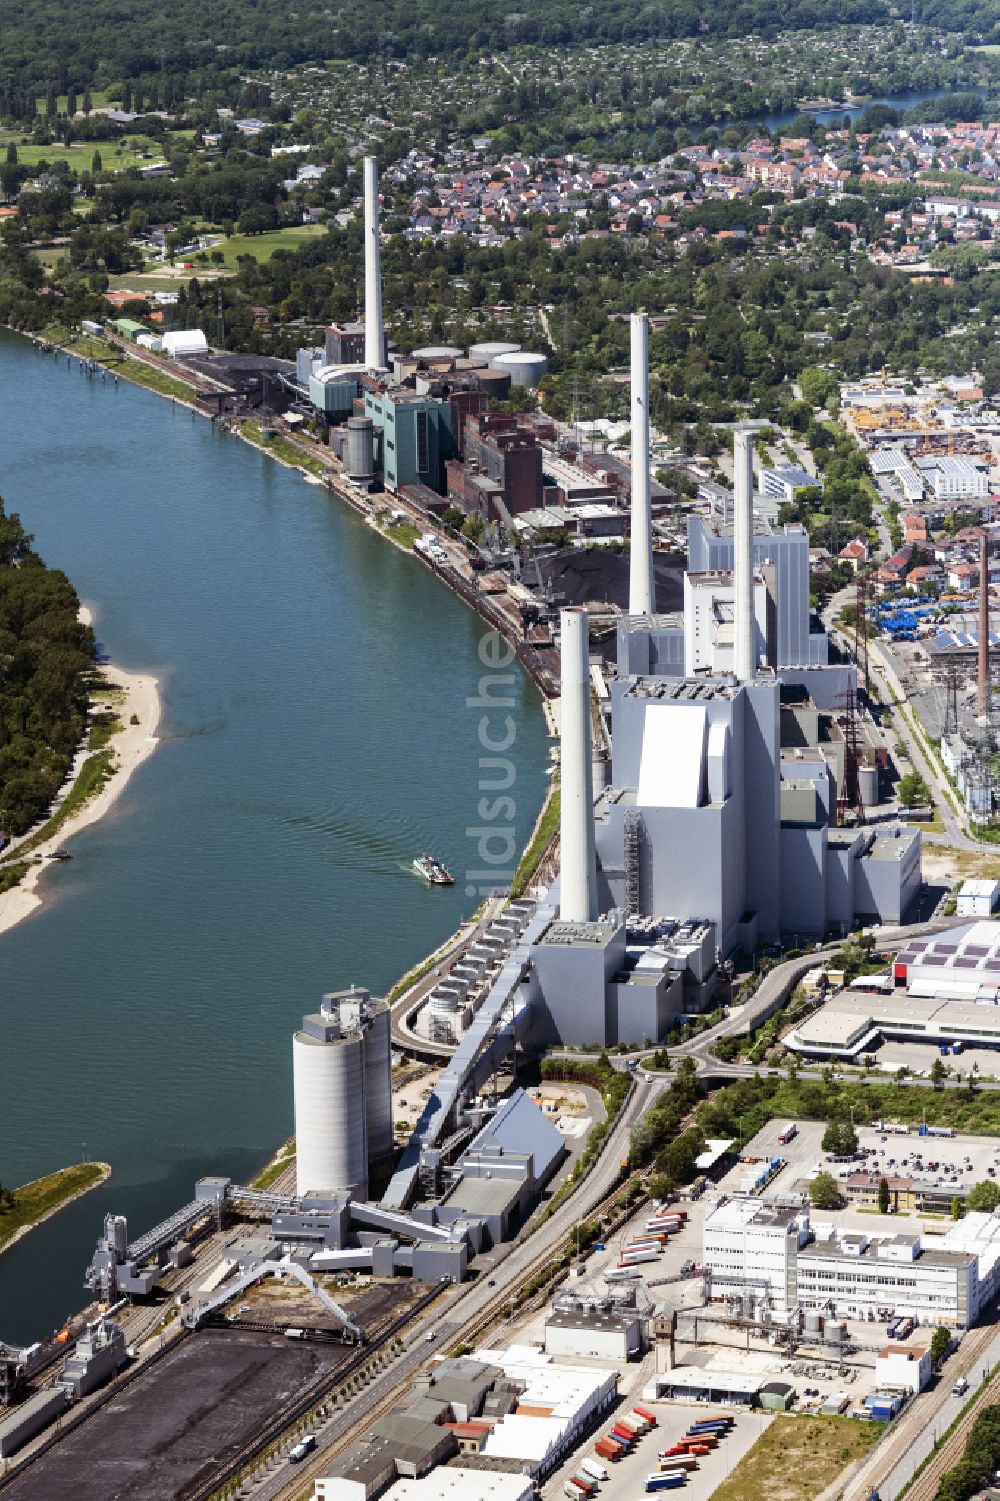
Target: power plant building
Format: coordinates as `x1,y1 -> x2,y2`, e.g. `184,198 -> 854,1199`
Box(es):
293,988 -> 393,1199
688,514 -> 828,667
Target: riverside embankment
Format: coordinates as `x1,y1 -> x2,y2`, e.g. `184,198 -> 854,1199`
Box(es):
20,327 -> 560,696
0,328 -> 549,1342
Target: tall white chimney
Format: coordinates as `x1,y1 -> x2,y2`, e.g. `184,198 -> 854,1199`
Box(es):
629,312 -> 655,618
363,156 -> 383,371
559,608 -> 598,924
733,427 -> 755,683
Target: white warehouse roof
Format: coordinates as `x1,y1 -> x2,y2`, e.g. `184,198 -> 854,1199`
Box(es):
386,1473 -> 533,1501
161,329 -> 208,356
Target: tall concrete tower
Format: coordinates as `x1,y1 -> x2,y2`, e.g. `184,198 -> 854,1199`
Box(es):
559,608 -> 598,923
979,529 -> 990,717
292,987 -> 392,1199
629,312 -> 655,618
363,156 -> 384,372
733,427 -> 755,683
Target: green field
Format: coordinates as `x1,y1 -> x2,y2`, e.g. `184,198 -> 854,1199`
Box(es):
205,224 -> 327,267
0,131 -> 164,174
711,1416 -> 884,1501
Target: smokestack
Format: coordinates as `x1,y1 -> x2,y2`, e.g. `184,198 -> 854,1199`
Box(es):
629,312 -> 655,617
559,608 -> 597,924
979,529 -> 990,717
363,156 -> 383,372
734,427 -> 755,683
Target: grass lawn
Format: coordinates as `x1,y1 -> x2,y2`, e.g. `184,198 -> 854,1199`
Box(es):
0,1163 -> 109,1252
711,1416 -> 884,1501
379,518 -> 421,550
208,224 -> 326,267
0,131 -> 163,175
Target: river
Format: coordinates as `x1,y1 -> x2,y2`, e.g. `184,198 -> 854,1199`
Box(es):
0,332 -> 548,1343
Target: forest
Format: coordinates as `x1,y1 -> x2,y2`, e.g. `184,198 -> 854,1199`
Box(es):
0,0 -> 997,102
0,500 -> 96,838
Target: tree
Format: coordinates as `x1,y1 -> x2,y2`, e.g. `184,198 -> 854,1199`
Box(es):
931,1057 -> 947,1091
822,1121 -> 859,1156
648,1173 -> 675,1203
91,150 -> 103,175
966,1180 -> 1000,1214
878,1176 -> 891,1215
799,365 -> 838,408
809,1171 -> 841,1210
950,1195 -> 963,1221
898,772 -> 931,806
930,1325 -> 951,1367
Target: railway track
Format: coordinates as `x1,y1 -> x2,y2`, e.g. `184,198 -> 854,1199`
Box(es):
248,1165 -> 651,1501
900,1367 -> 1000,1501
844,1319 -> 1000,1501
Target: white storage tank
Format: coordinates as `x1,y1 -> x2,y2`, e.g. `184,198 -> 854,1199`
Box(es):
293,996 -> 368,1197
469,341 -> 522,363
492,351 -> 547,388
410,345 -> 463,362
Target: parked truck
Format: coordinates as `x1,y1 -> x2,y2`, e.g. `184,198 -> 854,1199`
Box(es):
582,1458 -> 609,1483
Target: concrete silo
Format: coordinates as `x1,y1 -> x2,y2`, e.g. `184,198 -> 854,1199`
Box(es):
292,987 -> 393,1199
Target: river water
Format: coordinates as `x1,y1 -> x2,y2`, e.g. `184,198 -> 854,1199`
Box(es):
0,332 -> 547,1342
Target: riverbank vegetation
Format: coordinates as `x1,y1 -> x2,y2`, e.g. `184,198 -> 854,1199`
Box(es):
0,498 -> 95,840
0,1162 -> 109,1253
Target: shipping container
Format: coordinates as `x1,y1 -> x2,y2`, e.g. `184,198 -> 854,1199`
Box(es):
633,1405 -> 657,1426
570,1473 -> 595,1496
659,1456 -> 699,1472
605,1268 -> 641,1283
629,1411 -> 654,1432
565,1484 -> 584,1499
620,1248 -> 659,1265
604,1431 -> 631,1450
582,1458 -> 609,1482
611,1423 -> 637,1443
595,1439 -> 622,1462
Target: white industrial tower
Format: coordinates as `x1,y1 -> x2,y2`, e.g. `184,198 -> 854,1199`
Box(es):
733,427 -> 755,683
559,607 -> 598,923
363,156 -> 384,372
629,312 -> 655,617
292,987 -> 393,1199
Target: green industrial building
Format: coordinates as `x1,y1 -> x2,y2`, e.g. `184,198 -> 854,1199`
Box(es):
110,318 -> 147,342
362,388 -> 455,493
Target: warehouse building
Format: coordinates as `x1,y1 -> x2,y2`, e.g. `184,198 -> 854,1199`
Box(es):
703,1198 -> 981,1327
788,920 -> 1000,1058
544,1305 -> 643,1362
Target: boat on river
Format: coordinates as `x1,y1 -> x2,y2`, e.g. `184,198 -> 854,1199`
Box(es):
413,854 -> 454,885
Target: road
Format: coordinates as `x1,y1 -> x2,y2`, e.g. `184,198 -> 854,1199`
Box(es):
843,1319 -> 1000,1500
226,1072 -> 661,1499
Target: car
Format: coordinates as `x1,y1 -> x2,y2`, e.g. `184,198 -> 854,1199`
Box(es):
289,1436 -> 316,1463
487,1278 -> 496,1286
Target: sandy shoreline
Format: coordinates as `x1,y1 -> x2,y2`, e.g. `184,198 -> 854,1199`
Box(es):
0,607 -> 161,939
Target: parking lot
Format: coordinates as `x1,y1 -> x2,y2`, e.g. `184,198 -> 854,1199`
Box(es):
734,1119 -> 1000,1215
540,1401 -> 771,1501
868,1036 -> 1000,1081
